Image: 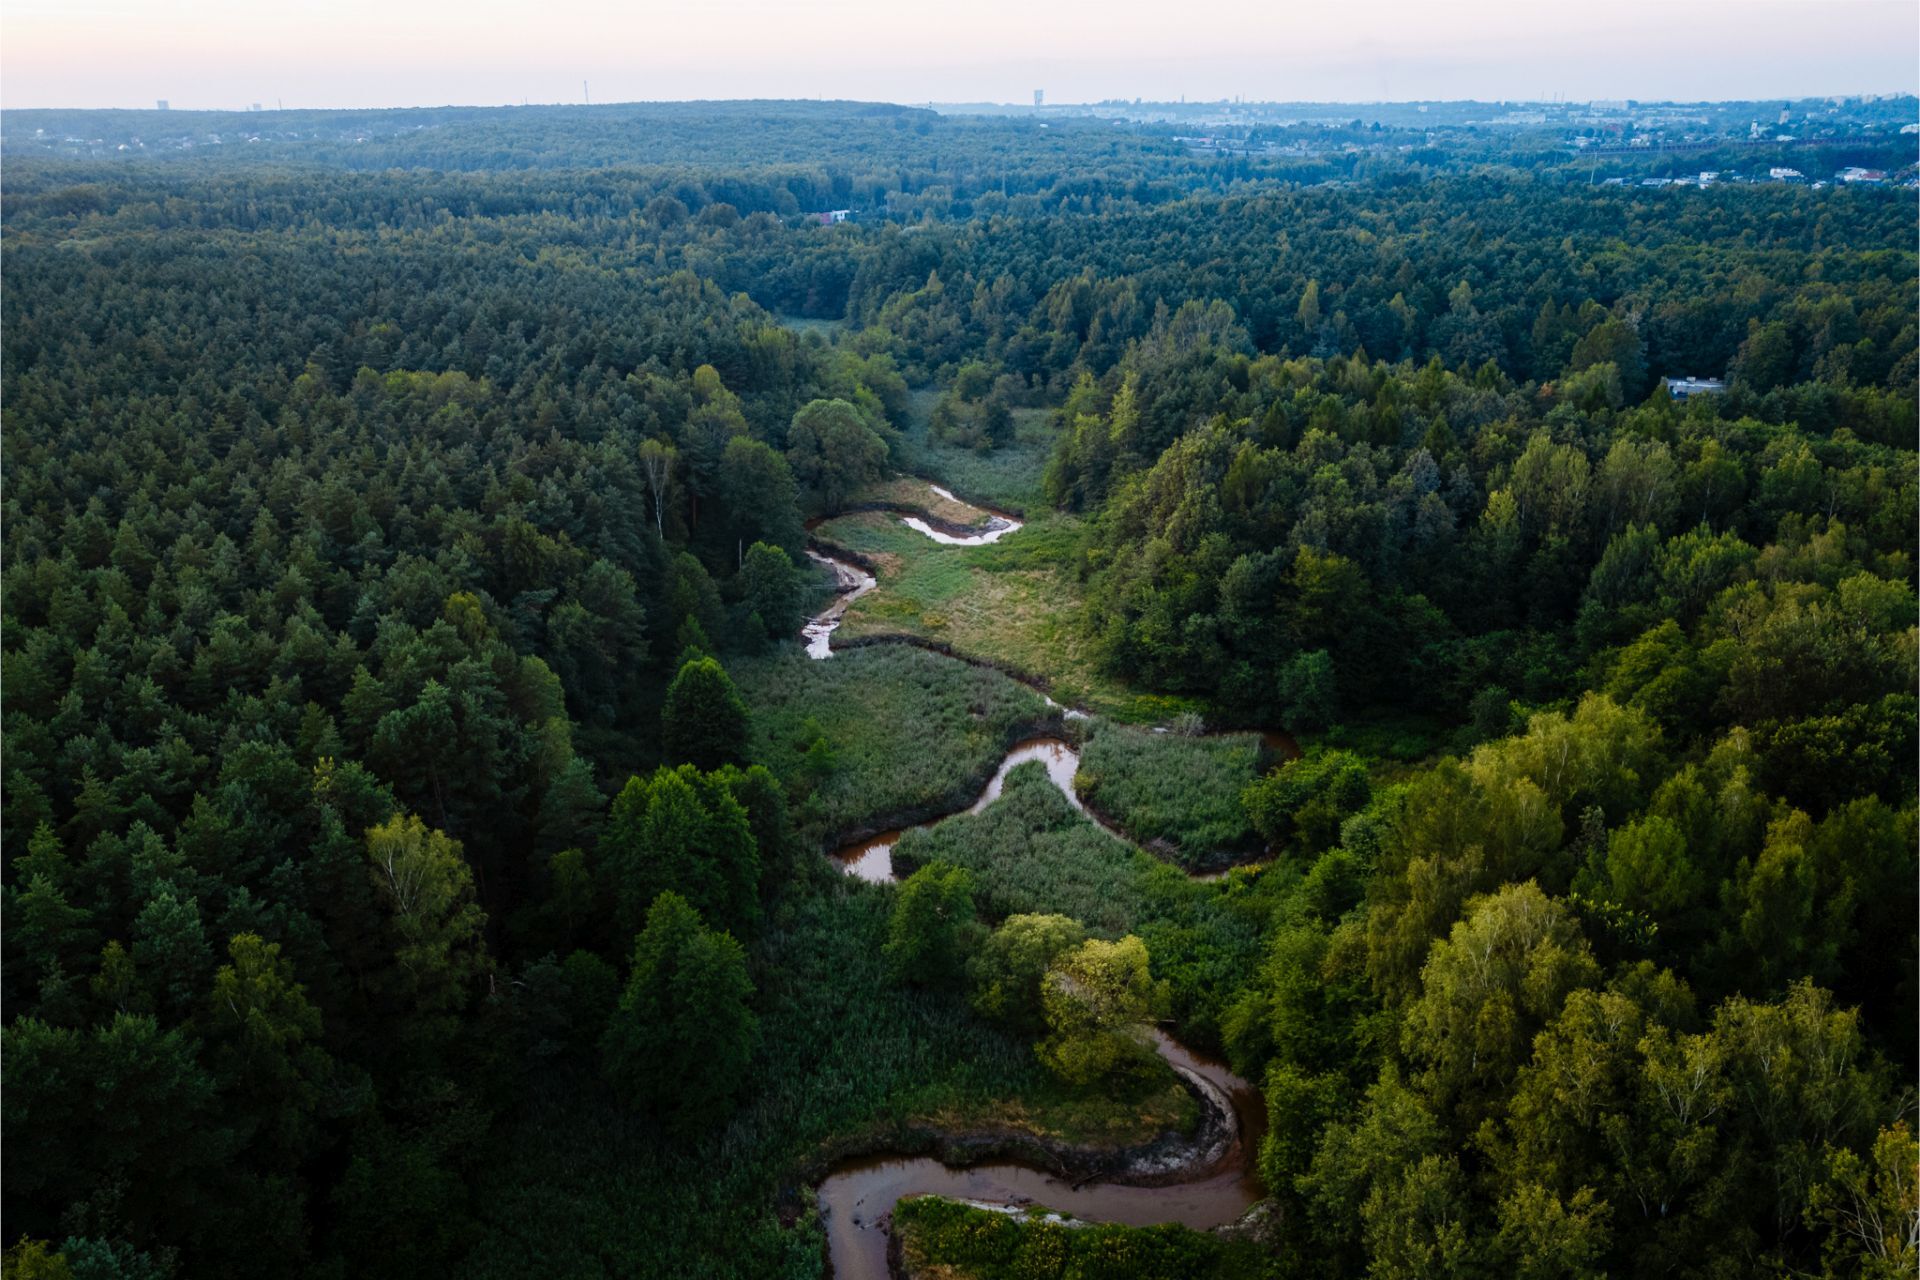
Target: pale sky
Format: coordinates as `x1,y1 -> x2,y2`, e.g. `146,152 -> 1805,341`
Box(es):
5,0 -> 1915,110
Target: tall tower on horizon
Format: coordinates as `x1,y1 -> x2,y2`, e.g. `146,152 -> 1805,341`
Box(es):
1034,89 -> 1044,108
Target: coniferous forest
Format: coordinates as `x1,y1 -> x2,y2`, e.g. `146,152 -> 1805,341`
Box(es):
3,100 -> 1916,1280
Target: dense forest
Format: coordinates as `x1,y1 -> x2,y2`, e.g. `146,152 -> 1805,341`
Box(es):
3,101 -> 1914,1280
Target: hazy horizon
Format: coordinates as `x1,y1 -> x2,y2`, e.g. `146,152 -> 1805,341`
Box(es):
6,0 -> 1915,113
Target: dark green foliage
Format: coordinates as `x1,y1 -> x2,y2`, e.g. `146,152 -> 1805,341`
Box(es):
1242,750 -> 1371,857
734,543 -> 805,645
1,98 -> 1911,1280
786,398 -> 890,512
893,1195 -> 1281,1279
968,913 -> 1086,1033
600,892 -> 757,1134
661,657 -> 751,771
884,862 -> 981,987
600,766 -> 760,939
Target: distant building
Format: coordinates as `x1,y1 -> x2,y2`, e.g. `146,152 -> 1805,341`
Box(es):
1664,376 -> 1727,399
1769,167 -> 1804,182
156,99 -> 169,111
1837,167 -> 1887,184
816,209 -> 852,225
1034,89 -> 1044,107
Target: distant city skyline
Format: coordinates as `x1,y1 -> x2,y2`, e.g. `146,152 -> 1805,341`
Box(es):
5,0 -> 1915,111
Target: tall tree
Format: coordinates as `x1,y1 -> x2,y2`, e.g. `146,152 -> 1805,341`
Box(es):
661,657 -> 750,771
600,892 -> 756,1133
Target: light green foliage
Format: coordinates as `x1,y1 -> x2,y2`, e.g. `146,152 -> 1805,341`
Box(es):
884,861 -> 981,987
1038,935 -> 1167,1087
1,1239 -> 73,1280
1803,1121 -> 1919,1280
363,814 -> 489,1015
1400,883 -> 1600,1121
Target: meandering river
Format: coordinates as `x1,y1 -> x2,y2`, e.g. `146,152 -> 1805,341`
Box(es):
801,483 -> 1269,1278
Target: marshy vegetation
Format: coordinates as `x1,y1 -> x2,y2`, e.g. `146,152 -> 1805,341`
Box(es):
1074,723 -> 1270,867
733,644 -> 1054,840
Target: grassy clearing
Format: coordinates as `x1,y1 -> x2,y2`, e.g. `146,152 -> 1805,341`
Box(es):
1075,723 -> 1267,867
732,644 -> 1053,842
820,390 -> 1198,722
894,1196 -> 1280,1280
894,390 -> 1057,515
816,510 -> 1198,724
468,885 -> 1174,1280
851,474 -> 1003,528
775,313 -> 846,339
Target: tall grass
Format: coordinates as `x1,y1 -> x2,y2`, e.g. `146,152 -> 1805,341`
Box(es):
468,834 -> 1216,1279
894,392 -> 1058,515
817,509 -> 1196,725
893,761 -> 1155,936
732,644 -> 1053,841
1075,723 -> 1266,867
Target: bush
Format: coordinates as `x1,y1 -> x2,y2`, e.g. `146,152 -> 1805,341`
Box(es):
885,862 -> 982,987
1242,749 -> 1372,857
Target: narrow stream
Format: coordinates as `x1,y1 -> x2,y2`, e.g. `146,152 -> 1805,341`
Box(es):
900,511 -> 1022,545
803,483 -> 1020,663
831,737 -> 1097,883
802,550 -> 877,660
817,1029 -> 1266,1280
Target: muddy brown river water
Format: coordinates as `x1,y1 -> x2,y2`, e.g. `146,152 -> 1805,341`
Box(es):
817,1030 -> 1267,1280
